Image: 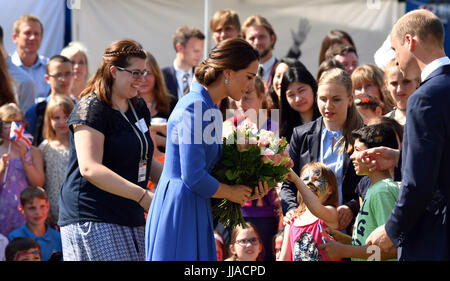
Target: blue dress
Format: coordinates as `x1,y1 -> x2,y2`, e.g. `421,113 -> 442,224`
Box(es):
145,82 -> 223,261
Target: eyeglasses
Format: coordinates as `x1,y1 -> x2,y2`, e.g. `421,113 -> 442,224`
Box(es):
235,237 -> 260,246
116,66 -> 149,79
1,120 -> 23,127
48,71 -> 74,80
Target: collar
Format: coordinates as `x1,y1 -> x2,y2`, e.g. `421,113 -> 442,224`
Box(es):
421,56 -> 450,82
190,81 -> 216,108
173,59 -> 193,76
260,55 -> 276,73
11,50 -> 47,68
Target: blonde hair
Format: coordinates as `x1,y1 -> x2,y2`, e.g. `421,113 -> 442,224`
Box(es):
43,94 -> 74,140
13,14 -> 43,36
351,64 -> 395,114
60,42 -> 89,77
210,9 -> 241,33
241,15 -> 276,49
0,103 -> 23,122
392,9 -> 444,47
318,68 -> 364,153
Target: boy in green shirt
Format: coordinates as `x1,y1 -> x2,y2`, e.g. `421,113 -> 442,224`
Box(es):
318,123 -> 399,261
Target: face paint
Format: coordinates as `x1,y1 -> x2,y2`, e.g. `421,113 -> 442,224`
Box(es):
301,168 -> 328,196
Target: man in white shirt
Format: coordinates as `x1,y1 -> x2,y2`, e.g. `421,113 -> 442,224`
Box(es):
11,14 -> 49,102
241,15 -> 278,91
162,26 -> 204,102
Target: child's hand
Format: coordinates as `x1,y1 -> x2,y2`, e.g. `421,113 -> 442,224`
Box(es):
282,209 -> 296,226
0,154 -> 10,174
12,140 -> 28,160
317,238 -> 345,260
287,169 -> 300,183
337,205 -> 354,230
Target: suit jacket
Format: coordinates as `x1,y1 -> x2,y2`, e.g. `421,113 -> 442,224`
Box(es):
385,64 -> 450,261
162,65 -> 195,103
280,117 -> 361,217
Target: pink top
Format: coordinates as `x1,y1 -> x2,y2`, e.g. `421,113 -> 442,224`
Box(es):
289,218 -> 334,261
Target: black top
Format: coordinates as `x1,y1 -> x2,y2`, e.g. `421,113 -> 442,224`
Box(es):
58,93 -> 153,227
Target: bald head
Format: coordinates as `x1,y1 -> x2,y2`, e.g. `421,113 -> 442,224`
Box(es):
392,9 -> 444,48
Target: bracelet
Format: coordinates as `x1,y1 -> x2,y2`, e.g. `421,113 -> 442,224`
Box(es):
137,189 -> 147,204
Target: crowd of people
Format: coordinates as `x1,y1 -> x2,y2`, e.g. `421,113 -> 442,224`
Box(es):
0,7 -> 449,262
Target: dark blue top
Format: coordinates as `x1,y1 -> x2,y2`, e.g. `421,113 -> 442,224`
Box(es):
58,93 -> 153,227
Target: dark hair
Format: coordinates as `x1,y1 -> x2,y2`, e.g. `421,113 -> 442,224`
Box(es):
317,58 -> 345,81
319,30 -> 355,65
173,26 -> 205,51
354,93 -> 380,112
352,123 -> 398,150
279,62 -> 320,141
194,38 -> 259,86
46,55 -> 73,74
367,116 -> 404,144
5,237 -> 41,261
79,39 -> 146,106
20,186 -> 47,206
325,43 -> 358,61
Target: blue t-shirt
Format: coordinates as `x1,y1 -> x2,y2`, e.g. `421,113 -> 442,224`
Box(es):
8,223 -> 62,261
58,93 -> 153,227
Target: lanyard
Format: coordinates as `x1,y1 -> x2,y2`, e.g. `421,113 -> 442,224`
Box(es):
116,100 -> 148,161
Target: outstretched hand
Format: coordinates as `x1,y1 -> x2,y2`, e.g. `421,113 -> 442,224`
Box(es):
359,146 -> 400,172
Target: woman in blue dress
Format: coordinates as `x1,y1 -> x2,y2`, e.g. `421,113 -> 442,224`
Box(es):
145,38 -> 270,261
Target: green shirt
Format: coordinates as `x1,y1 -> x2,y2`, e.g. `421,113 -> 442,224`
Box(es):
351,178 -> 399,261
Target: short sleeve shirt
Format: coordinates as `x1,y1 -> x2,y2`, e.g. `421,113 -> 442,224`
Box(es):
58,93 -> 153,227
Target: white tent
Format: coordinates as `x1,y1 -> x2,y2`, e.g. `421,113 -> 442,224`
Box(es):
2,0 -> 403,77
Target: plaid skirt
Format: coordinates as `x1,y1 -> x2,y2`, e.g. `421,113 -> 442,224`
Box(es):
60,222 -> 145,261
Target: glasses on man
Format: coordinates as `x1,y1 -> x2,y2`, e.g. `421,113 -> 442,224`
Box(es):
48,71 -> 74,80
116,66 -> 149,79
235,237 -> 260,246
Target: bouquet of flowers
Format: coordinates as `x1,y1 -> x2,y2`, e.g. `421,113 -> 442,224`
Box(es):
211,120 -> 294,228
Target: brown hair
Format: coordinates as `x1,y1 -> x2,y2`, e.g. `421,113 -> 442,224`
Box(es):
210,9 -> 240,33
317,58 -> 345,81
318,68 -> 364,154
20,186 -> 47,206
172,26 -> 205,51
43,94 -> 75,140
325,43 -> 358,61
79,39 -> 146,106
229,221 -> 264,261
143,51 -> 173,115
319,29 -> 355,65
194,38 -> 259,86
351,64 -> 395,114
241,15 -> 277,49
392,9 -> 444,47
13,14 -> 44,37
0,55 -> 16,106
295,162 -> 339,217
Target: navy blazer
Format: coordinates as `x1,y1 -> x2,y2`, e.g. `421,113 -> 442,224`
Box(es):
280,117 -> 361,218
385,64 -> 450,261
162,65 -> 179,102
162,65 -> 196,103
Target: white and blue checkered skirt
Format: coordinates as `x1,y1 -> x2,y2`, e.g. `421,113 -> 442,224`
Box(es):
60,222 -> 145,261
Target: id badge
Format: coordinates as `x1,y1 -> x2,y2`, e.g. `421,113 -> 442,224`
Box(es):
138,160 -> 147,182
135,118 -> 148,134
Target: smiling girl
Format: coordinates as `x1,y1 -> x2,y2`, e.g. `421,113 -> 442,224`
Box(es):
38,94 -> 74,225
280,68 -> 363,233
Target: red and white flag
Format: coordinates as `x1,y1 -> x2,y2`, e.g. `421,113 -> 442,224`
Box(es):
10,121 -> 33,150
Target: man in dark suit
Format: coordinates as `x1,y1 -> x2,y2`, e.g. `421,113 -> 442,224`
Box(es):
162,26 -> 204,102
364,9 -> 450,260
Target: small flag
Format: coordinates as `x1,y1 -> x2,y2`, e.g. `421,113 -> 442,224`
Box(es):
10,122 -> 33,150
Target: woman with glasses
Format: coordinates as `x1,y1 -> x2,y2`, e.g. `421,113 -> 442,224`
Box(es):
145,38 -> 270,261
58,39 -> 163,261
226,221 -> 264,261
0,103 -> 45,237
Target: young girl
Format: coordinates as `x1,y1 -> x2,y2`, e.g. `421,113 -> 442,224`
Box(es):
226,222 -> 264,261
383,59 -> 421,126
279,162 -> 339,261
351,64 -> 395,115
279,63 -> 321,142
0,103 -> 45,236
280,68 -> 363,232
38,94 -> 74,225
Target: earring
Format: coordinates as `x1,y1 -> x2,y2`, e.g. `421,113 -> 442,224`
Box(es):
225,77 -> 229,84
